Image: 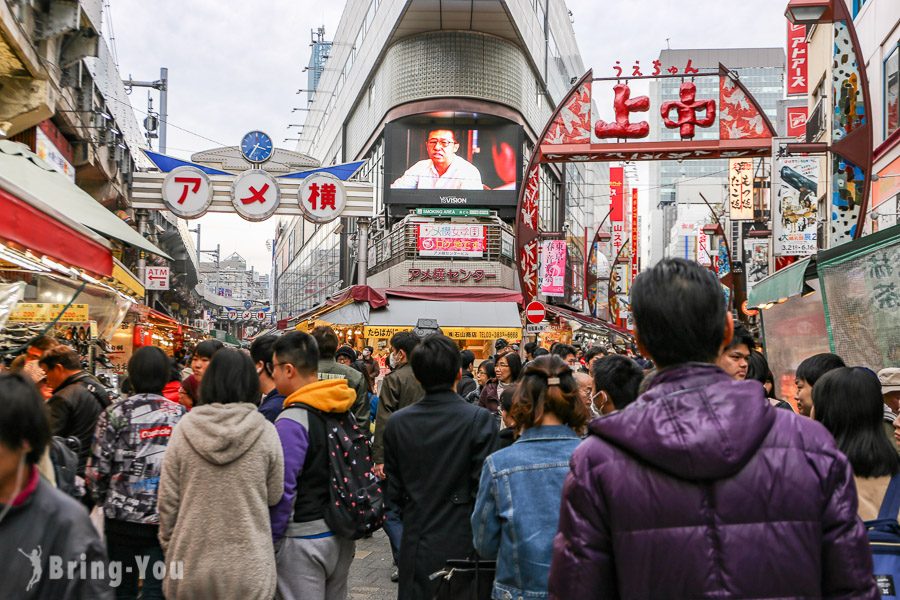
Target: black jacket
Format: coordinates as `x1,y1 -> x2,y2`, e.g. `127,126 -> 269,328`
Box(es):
384,389 -> 499,600
372,363 -> 424,464
457,371 -> 477,399
47,371 -> 111,476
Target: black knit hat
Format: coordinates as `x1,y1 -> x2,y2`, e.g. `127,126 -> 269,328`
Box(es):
335,346 -> 357,362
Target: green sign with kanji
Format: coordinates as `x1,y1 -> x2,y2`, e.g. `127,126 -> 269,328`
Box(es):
415,208 -> 490,217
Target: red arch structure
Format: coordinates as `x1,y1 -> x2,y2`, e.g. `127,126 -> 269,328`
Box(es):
516,57 -> 873,308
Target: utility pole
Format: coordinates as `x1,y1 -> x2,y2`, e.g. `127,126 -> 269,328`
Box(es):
125,67 -> 168,153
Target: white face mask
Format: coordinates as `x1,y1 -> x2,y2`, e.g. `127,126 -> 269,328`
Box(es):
362,349 -> 371,357
389,352 -> 399,369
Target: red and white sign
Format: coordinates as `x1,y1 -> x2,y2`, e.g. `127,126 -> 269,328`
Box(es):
630,188 -> 639,277
139,426 -> 173,440
696,225 -> 711,266
162,167 -> 213,219
145,266 -> 170,291
298,173 -> 347,224
525,301 -> 546,324
787,22 -> 808,96
610,166 -> 626,257
786,105 -> 808,138
232,170 -> 280,221
416,224 -> 486,257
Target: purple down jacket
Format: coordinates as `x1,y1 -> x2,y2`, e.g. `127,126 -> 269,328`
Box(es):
549,363 -> 877,599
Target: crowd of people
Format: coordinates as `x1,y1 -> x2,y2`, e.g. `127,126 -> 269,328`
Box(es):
2,257 -> 900,599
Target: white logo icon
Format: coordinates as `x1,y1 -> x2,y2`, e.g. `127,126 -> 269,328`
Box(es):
18,546 -> 42,591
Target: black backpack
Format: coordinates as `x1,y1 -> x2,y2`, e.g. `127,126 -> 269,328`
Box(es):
866,473 -> 900,596
278,404 -> 385,540
49,436 -> 81,498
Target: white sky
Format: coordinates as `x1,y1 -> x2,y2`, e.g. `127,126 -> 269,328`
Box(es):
108,0 -> 789,274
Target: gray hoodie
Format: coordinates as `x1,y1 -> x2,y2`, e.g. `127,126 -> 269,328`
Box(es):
157,403 -> 284,600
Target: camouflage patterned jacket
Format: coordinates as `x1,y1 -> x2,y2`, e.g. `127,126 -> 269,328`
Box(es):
86,393 -> 186,525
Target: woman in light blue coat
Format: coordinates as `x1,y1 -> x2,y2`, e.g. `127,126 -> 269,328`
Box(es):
471,355 -> 588,599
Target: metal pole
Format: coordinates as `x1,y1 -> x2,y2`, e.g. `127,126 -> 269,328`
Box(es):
136,209 -> 149,304
158,67 -> 168,154
356,217 -> 370,285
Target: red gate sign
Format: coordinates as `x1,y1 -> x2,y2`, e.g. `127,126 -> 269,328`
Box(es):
525,301 -> 545,324
787,22 -> 808,96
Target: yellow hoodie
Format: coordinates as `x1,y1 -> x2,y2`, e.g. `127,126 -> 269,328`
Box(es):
283,378 -> 356,413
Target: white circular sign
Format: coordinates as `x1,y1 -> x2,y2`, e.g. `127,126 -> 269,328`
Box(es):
161,167 -> 213,218
298,173 -> 347,224
231,170 -> 280,222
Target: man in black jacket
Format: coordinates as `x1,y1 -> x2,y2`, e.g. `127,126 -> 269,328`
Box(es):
384,334 -> 499,600
457,349 -> 477,399
40,346 -> 110,478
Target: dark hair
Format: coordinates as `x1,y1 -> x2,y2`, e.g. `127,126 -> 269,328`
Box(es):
38,346 -> 81,371
523,342 -> 538,357
500,383 -> 517,413
631,258 -> 726,367
27,335 -> 57,353
533,347 -> 549,358
195,339 -> 225,359
410,334 -> 460,392
460,350 -> 475,371
0,373 -> 51,465
796,353 -> 846,386
726,324 -> 754,351
250,335 -> 279,377
746,350 -> 776,398
551,344 -> 577,360
390,331 -> 420,357
495,339 -> 509,351
198,348 -> 260,406
511,356 -> 588,433
272,331 -> 319,377
592,355 -> 644,410
311,326 -> 339,359
335,346 -> 357,363
478,360 -> 496,380
814,367 -> 899,478
584,346 -> 606,364
127,346 -> 171,395
495,352 -> 522,382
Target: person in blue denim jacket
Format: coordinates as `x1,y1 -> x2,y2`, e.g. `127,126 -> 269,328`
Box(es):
471,355 -> 588,599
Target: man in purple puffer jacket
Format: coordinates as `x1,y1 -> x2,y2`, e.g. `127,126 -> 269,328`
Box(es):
549,258 -> 877,599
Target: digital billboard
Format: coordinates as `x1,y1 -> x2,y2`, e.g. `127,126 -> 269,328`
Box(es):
384,114 -> 522,219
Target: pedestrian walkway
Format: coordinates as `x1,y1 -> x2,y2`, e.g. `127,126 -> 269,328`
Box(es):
348,529 -> 396,599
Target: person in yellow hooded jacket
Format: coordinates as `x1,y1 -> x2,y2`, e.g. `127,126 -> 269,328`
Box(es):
270,331 -> 358,600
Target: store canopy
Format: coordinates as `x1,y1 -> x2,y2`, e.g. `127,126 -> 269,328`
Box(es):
748,257 -> 815,307
385,286 -> 523,303
546,304 -> 632,338
367,299 -> 521,328
0,141 -> 171,260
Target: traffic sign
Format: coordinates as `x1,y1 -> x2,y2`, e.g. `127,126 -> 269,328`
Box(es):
145,266 -> 170,291
525,323 -> 547,334
525,300 -> 545,324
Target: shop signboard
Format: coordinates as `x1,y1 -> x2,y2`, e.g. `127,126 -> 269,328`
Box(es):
610,167 -> 625,257
501,230 -> 514,259
9,303 -> 89,323
773,155 -> 818,256
786,106 -> 808,139
744,239 -> 771,287
630,188 -> 639,277
443,327 -> 521,340
525,323 -> 547,334
728,158 -> 754,220
415,208 -> 490,217
786,21 -> 808,97
696,226 -> 712,266
416,224 -> 486,257
539,240 -> 566,297
224,307 -> 271,322
298,173 -> 346,224
145,266 -> 170,291
35,128 -> 75,182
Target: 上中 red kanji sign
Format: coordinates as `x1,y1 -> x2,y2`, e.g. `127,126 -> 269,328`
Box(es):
660,82 -> 716,139
232,170 -> 280,221
299,174 -> 347,224
162,167 -> 213,218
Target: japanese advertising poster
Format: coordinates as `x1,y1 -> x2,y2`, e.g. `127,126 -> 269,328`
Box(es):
384,114 -> 522,219
744,239 -> 770,287
539,240 -> 566,297
728,158 -> 755,220
416,224 -> 486,258
773,156 -> 818,256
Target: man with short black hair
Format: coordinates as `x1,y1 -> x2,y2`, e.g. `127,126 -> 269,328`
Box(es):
794,353 -> 846,417
457,350 -> 477,398
40,346 -> 110,478
312,326 -> 369,429
551,343 -> 579,369
583,346 -> 607,370
250,335 -> 285,422
524,342 -> 538,362
591,355 -> 645,415
717,324 -> 754,380
550,258 -> 877,598
270,331 -> 357,599
26,334 -> 58,361
384,335 -> 499,599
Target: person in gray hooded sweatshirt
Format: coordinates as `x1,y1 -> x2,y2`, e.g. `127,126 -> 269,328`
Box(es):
158,349 -> 284,600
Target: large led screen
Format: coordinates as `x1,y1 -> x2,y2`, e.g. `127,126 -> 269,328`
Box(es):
384,115 -> 522,218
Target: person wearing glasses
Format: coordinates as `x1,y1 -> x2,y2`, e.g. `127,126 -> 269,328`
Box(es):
480,353 -> 522,414
390,129 -> 483,190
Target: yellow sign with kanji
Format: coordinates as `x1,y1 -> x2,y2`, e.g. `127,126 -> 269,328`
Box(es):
9,303 -> 90,323
362,325 -> 521,340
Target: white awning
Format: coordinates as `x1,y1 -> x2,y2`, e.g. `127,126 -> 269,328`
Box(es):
367,299 -> 521,328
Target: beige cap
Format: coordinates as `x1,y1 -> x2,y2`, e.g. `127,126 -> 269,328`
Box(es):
878,368 -> 900,394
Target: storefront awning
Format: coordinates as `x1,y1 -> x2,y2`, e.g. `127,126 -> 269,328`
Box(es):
367,299 -> 521,329
0,141 -> 171,260
546,304 -> 632,338
384,286 -> 523,303
748,257 -> 815,308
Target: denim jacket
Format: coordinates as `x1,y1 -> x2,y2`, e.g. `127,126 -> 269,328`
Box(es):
472,425 -> 580,600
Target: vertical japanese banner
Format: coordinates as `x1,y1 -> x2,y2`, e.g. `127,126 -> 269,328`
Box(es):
539,239 -> 566,297
696,226 -> 712,266
773,156 -> 818,256
630,188 -> 639,279
786,22 -> 808,96
728,159 -> 754,220
609,263 -> 630,327
744,239 -> 771,288
610,167 -> 626,257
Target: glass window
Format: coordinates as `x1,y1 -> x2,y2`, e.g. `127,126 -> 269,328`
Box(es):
886,44 -> 899,138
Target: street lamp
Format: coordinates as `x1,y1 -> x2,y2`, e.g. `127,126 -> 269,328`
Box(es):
784,0 -> 833,25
